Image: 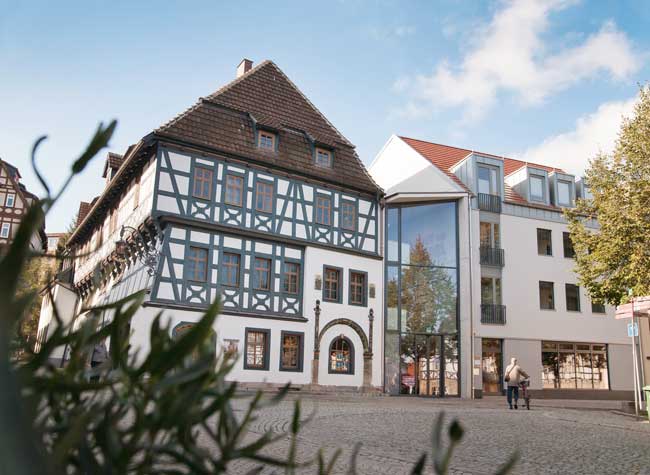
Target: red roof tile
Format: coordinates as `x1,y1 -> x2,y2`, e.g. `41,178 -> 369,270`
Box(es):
399,137 -> 472,192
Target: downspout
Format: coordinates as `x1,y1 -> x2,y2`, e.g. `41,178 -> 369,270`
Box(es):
467,192 -> 475,399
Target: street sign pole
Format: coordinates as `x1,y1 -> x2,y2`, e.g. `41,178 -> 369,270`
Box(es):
631,317 -> 639,417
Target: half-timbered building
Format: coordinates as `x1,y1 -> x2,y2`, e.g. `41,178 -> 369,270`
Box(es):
0,158 -> 46,253
40,59 -> 383,390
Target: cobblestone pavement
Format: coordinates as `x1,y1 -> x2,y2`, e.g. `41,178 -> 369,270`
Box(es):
218,394 -> 650,475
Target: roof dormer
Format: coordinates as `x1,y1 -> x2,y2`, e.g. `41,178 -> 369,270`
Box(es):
505,166 -> 551,206
102,152 -> 124,185
575,177 -> 592,201
549,171 -> 576,208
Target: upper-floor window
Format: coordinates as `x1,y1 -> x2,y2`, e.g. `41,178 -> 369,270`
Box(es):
221,252 -> 241,287
539,281 -> 555,310
187,246 -> 208,282
477,165 -> 498,195
557,180 -> 572,207
224,175 -> 244,207
591,301 -> 606,314
48,237 -> 58,249
323,266 -> 341,303
529,174 -> 545,202
133,173 -> 141,209
315,195 -> 331,226
340,201 -> 356,231
0,223 -> 10,238
563,232 -> 575,258
255,181 -> 273,214
315,148 -> 332,168
481,277 -> 502,305
258,131 -> 277,150
193,167 -> 213,200
6,193 -> 15,208
253,257 -> 271,291
565,284 -> 581,312
537,228 -> 552,256
282,262 -> 300,294
480,222 -> 500,248
349,271 -> 367,306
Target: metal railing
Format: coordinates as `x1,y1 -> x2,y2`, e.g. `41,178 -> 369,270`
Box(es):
478,193 -> 502,213
479,246 -> 505,267
481,304 -> 507,325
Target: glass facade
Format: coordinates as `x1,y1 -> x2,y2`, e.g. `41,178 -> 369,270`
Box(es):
384,201 -> 459,396
541,341 -> 609,389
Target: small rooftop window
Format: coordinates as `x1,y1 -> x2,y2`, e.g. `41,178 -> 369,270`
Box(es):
529,174 -> 545,202
257,131 -> 276,150
315,148 -> 332,168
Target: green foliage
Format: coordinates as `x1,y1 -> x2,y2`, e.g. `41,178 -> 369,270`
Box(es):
566,86 -> 650,305
1,123 -> 517,474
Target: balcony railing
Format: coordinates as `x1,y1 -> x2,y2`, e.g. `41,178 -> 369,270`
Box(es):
480,246 -> 505,267
481,304 -> 507,325
478,193 -> 502,213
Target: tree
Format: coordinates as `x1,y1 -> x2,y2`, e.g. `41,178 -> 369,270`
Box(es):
566,86 -> 650,305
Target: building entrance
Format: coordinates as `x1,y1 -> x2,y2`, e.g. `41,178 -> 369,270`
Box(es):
482,338 -> 503,394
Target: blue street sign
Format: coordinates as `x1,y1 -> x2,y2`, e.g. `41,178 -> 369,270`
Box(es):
627,322 -> 639,337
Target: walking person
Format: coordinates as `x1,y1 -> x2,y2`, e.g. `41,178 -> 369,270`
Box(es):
504,357 -> 528,409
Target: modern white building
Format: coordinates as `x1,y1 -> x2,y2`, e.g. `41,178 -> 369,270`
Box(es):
39,59 -> 383,390
370,135 -> 634,399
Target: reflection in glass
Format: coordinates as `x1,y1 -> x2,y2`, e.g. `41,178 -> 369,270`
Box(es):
401,203 -> 457,268
401,265 -> 457,334
542,351 -> 559,388
559,351 -> 576,388
482,338 -> 502,394
593,353 -> 609,389
386,266 -> 399,331
399,334 -> 442,396
387,208 -> 399,261
384,331 -> 400,395
575,351 -> 593,389
444,336 -> 459,396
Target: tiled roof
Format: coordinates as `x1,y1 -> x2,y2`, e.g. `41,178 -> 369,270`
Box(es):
102,152 -> 125,178
76,201 -> 92,227
399,137 -> 472,192
398,137 -> 567,210
156,60 -> 379,194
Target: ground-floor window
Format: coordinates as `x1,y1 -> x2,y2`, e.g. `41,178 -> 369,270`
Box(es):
280,331 -> 303,372
385,332 -> 459,397
482,338 -> 502,394
542,341 -> 608,390
244,328 -> 270,370
329,336 -> 354,374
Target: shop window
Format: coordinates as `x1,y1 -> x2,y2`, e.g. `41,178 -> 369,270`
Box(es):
541,341 -> 608,389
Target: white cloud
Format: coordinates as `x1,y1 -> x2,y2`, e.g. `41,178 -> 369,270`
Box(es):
396,0 -> 640,121
518,96 -> 637,176
369,25 -> 416,40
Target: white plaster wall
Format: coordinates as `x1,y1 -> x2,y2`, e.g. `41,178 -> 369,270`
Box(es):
503,339 -> 543,390
479,211 -> 630,345
36,283 -> 78,359
74,156 -> 157,284
303,246 -> 383,388
457,195 -> 474,399
369,135 -> 436,193
128,306 -> 313,385
608,343 -> 634,390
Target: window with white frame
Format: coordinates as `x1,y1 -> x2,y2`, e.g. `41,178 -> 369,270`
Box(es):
0,223 -> 10,238
315,148 -> 332,168
6,193 -> 15,208
257,131 -> 276,150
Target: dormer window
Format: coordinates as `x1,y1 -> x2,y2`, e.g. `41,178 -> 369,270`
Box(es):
315,148 -> 333,168
477,165 -> 498,195
557,180 -> 572,207
258,131 -> 276,150
529,174 -> 546,202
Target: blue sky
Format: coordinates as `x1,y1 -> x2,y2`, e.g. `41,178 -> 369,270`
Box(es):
1,0 -> 649,231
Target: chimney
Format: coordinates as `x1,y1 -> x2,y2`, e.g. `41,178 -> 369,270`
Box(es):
237,58 -> 253,78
